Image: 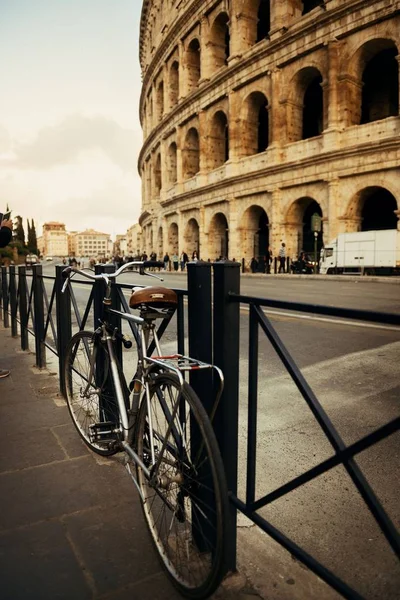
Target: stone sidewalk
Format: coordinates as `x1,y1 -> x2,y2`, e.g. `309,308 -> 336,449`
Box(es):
0,325 -> 260,600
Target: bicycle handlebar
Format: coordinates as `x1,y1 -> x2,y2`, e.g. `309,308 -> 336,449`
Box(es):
61,260 -> 165,292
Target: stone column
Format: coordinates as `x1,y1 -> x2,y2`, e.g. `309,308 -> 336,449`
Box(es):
176,126 -> 183,185
337,74 -> 363,127
178,40 -> 188,98
326,40 -> 340,129
326,178 -> 341,242
198,110 -> 208,173
229,0 -> 257,59
200,16 -> 213,82
270,68 -> 284,146
270,0 -> 300,38
227,89 -> 241,161
270,188 -> 283,256
178,210 -> 185,256
227,199 -> 240,261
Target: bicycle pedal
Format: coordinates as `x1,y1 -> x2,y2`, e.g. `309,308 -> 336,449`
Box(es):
89,421 -> 119,443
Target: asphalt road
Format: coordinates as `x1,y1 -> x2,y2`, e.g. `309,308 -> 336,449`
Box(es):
40,261 -> 400,599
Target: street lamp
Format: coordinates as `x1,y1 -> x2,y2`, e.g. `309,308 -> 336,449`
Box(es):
311,213 -> 322,274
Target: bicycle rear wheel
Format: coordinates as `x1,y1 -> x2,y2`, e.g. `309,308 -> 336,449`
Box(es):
64,330 -> 120,456
135,373 -> 228,599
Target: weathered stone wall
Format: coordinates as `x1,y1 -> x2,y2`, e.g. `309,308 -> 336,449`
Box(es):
138,0 -> 400,262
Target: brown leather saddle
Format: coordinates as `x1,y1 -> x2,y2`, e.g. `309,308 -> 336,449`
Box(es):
129,286 -> 178,311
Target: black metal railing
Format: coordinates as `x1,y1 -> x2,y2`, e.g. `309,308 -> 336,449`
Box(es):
1,261 -> 399,600
188,262 -> 399,600
0,264 -> 187,396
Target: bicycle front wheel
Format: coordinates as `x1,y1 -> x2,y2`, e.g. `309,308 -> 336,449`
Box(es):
135,373 -> 228,599
64,330 -> 120,456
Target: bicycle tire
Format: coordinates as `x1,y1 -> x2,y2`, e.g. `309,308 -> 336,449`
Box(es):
64,330 -> 120,456
135,372 -> 228,599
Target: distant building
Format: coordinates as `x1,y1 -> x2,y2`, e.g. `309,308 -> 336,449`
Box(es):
126,223 -> 142,256
74,229 -> 110,258
114,234 -> 128,256
68,231 -> 78,256
40,222 -> 68,257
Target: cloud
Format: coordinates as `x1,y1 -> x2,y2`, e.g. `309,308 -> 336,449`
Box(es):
13,114 -> 141,171
0,125 -> 11,154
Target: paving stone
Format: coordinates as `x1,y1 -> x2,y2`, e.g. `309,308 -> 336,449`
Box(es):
0,327 -> 260,599
0,427 -> 67,472
64,504 -> 165,596
0,520 -> 91,600
0,397 -> 69,433
51,422 -> 91,459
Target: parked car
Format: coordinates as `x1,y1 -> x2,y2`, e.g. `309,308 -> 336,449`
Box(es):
26,254 -> 40,268
45,256 -> 53,261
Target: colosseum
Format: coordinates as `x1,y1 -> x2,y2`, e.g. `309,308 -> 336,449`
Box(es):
138,0 -> 400,264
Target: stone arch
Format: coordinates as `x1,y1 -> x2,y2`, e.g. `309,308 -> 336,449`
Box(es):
209,212 -> 229,259
344,38 -> 399,126
210,12 -> 230,70
157,226 -> 163,258
209,110 -> 229,169
168,222 -> 179,254
241,91 -> 269,156
285,197 -> 324,256
169,60 -> 180,107
287,67 -> 324,142
156,79 -> 164,122
257,0 -> 271,42
239,205 -> 270,262
148,226 -> 154,253
302,0 -> 324,15
183,127 -> 200,179
154,152 -> 161,195
361,44 -> 399,124
184,218 -> 200,258
167,142 -> 177,185
345,187 -> 398,232
187,38 -> 201,93
145,157 -> 152,202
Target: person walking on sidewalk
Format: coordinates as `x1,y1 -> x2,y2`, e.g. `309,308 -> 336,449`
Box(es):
278,242 -> 286,273
0,214 -> 13,378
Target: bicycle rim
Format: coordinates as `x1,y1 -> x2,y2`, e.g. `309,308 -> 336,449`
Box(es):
135,373 -> 228,599
64,331 -> 120,456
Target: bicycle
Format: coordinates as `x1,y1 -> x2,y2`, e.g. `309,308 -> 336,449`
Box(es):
61,261 -> 229,599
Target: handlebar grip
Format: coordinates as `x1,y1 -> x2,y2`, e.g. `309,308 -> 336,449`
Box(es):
143,261 -> 164,268
62,267 -> 73,278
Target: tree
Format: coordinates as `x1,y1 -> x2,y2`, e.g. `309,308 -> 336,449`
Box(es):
27,219 -> 38,254
14,216 -> 26,246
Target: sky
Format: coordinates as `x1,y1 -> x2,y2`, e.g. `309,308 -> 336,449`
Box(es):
0,0 -> 144,239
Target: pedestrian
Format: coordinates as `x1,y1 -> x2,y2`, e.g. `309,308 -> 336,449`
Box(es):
250,256 -> 258,273
163,252 -> 170,270
172,253 -> 179,271
278,243 -> 286,273
180,251 -> 188,271
192,250 -> 198,262
0,213 -> 13,379
267,246 -> 273,274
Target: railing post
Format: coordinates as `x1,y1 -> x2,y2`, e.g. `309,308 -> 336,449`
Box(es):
187,262 -> 212,408
32,264 -> 46,368
55,265 -> 72,397
93,264 -> 119,421
18,266 -> 29,350
187,261 -> 214,555
1,266 -> 9,327
212,260 -> 241,573
9,265 -> 18,337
